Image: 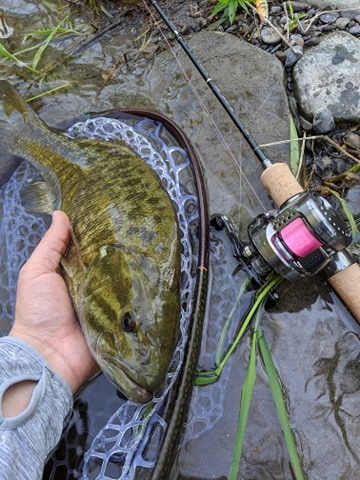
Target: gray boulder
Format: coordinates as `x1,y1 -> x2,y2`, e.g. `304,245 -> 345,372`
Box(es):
303,0 -> 360,7
293,32 -> 360,124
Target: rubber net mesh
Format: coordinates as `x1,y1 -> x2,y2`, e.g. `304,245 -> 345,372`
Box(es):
0,114 -> 243,479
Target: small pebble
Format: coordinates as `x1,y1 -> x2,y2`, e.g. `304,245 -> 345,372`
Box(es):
284,45 -> 303,67
335,17 -> 351,30
270,6 -> 282,14
238,23 -> 251,35
261,27 -> 282,45
290,33 -> 303,43
289,2 -> 309,12
319,13 -> 339,24
315,155 -> 334,177
307,9 -> 316,18
226,25 -> 238,33
349,26 -> 360,36
312,107 -> 335,134
180,24 -> 190,35
341,11 -> 360,20
275,50 -> 285,62
304,36 -> 320,46
321,24 -> 337,32
300,116 -> 312,131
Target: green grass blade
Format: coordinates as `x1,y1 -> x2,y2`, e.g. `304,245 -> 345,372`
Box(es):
229,314 -> 261,480
0,42 -> 37,71
32,16 -> 69,70
0,42 -> 18,61
215,275 -> 251,365
26,82 -> 73,102
217,276 -> 281,372
210,1 -> 227,18
23,26 -> 79,42
195,367 -> 221,386
195,275 -> 282,386
258,328 -> 305,480
228,0 -> 239,24
15,40 -> 49,56
289,114 -> 300,177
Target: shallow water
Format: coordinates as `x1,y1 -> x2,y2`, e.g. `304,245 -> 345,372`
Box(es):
1,2 -> 360,479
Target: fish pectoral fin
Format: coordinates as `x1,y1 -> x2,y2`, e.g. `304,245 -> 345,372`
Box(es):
20,181 -> 57,215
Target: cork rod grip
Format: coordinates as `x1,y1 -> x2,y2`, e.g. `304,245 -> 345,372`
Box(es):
260,163 -> 303,207
327,263 -> 360,323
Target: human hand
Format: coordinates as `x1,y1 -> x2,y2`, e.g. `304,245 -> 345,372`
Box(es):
9,210 -> 99,394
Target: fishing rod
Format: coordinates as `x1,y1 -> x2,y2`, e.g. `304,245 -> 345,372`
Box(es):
146,0 -> 360,325
148,0 -> 271,169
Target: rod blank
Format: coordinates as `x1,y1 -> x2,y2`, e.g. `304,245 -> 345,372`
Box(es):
147,0 -> 272,169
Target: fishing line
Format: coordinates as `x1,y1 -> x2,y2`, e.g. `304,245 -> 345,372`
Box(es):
142,0 -> 267,212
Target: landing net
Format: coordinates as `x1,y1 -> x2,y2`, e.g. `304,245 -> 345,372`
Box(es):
0,113 -> 243,479
0,114 -> 199,479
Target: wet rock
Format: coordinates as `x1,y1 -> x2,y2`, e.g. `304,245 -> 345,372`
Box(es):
304,36 -> 321,46
349,26 -> 360,36
284,45 -> 303,67
303,0 -> 360,7
335,17 -> 351,30
270,6 -> 282,14
261,26 -> 282,45
300,115 -> 313,131
345,184 -> 360,218
146,30 -> 291,217
293,32 -> 360,123
290,2 -> 310,12
319,13 -> 339,24
312,107 -> 335,133
342,11 -> 360,20
290,34 -> 305,47
344,131 -> 360,150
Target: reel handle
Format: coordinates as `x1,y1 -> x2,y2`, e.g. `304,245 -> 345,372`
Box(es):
327,263 -> 360,323
260,162 -> 360,323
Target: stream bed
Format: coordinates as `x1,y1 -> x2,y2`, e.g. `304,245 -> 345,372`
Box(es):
1,2 -> 360,479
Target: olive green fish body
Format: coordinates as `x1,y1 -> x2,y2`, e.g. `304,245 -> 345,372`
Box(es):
0,81 -> 181,402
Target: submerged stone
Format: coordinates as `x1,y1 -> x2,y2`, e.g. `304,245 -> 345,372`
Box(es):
145,30 -> 292,222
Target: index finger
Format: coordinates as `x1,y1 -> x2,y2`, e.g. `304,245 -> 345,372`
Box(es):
25,210 -> 71,274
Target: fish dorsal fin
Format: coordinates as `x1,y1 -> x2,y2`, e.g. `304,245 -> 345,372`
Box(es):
0,81 -> 37,126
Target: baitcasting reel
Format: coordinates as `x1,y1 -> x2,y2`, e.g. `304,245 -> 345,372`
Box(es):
214,190 -> 355,283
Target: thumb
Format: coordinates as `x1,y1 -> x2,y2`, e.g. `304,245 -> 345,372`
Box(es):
25,210 -> 71,274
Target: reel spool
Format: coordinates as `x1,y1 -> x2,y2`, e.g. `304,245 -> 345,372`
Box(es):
246,191 -> 352,281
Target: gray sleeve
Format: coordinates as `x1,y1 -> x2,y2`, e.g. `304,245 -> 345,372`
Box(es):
0,336 -> 73,480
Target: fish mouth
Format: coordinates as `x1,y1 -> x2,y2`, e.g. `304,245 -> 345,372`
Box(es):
102,358 -> 153,404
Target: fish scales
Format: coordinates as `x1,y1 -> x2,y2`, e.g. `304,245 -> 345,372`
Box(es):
0,81 -> 181,403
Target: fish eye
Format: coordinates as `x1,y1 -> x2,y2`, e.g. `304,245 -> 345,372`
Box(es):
121,311 -> 137,333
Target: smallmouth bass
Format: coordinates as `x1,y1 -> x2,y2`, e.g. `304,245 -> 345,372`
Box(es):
0,81 -> 181,403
